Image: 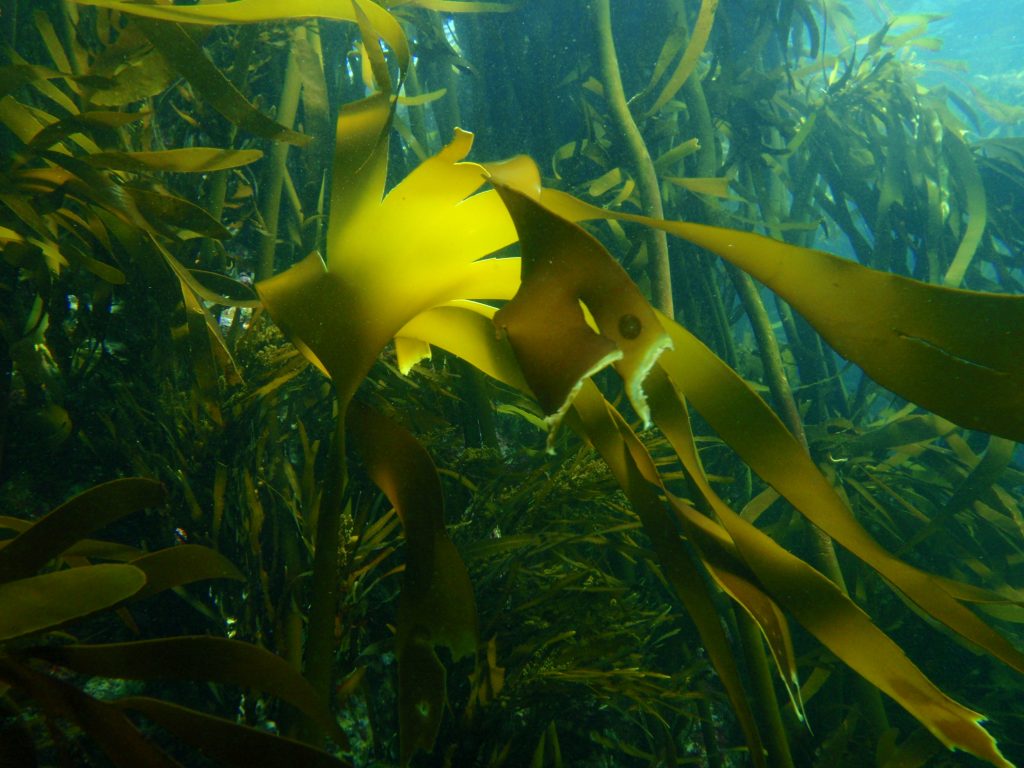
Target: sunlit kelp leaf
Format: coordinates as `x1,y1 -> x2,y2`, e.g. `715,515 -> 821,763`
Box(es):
568,382 -> 767,768
128,545 -> 245,601
133,19 -> 309,146
260,107 -> 517,408
30,637 -> 345,744
71,0 -> 410,78
652,316 -> 1024,678
644,0 -> 720,117
85,148 -> 263,174
114,697 -> 349,768
397,302 -> 528,390
941,130 -> 988,287
644,359 -> 1013,768
665,175 -> 732,198
0,660 -> 180,768
539,189 -> 1024,442
348,402 -> 478,765
0,565 -> 146,642
488,176 -> 671,429
0,478 -> 165,584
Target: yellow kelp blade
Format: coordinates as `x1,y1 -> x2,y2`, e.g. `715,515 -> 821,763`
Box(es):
259,100 -> 517,407
348,403 -> 477,766
643,366 -> 1011,768
85,148 -> 263,174
644,0 -> 720,117
644,364 -> 1012,767
135,19 -> 309,146
488,179 -> 671,428
539,189 -> 1024,442
397,302 -> 529,392
655,316 -> 1024,676
70,0 -> 410,76
942,129 -> 988,287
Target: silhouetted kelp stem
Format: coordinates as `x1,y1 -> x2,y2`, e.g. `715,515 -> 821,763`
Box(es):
58,0 -> 85,76
675,55 -> 796,766
200,25 -> 258,270
592,0 -> 674,317
678,69 -> 738,368
687,21 -> 893,749
257,27 -> 305,280
736,610 -> 795,768
0,340 -> 9,476
302,410 -> 348,725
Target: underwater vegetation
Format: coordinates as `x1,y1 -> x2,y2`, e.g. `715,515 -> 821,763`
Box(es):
2,0 -> 1024,766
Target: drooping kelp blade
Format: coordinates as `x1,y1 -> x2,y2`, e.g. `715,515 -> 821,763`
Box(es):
678,226 -> 1024,441
30,637 -> 345,744
135,19 -> 309,146
642,365 -> 1013,768
0,661 -> 180,768
128,544 -> 245,601
71,0 -> 410,76
0,478 -> 165,584
568,383 -> 768,768
644,0 -> 720,117
654,316 -> 1024,679
86,148 -> 263,173
348,403 -> 477,766
113,698 -> 350,768
539,190 -> 1024,442
0,565 -> 146,642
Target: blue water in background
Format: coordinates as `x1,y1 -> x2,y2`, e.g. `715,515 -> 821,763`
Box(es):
851,0 -> 1023,136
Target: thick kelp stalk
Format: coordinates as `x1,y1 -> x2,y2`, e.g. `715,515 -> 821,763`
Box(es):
592,0 -> 673,316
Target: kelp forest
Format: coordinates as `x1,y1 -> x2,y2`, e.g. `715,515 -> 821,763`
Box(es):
3,0 -> 1024,766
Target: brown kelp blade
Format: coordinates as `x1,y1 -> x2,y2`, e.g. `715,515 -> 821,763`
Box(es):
655,315 -> 1024,682
348,402 -> 478,766
489,177 -> 671,429
114,697 -> 350,768
0,478 -> 165,583
539,189 -> 1024,443
568,383 -> 768,768
30,637 -> 345,745
0,566 -> 146,642
645,357 -> 1013,768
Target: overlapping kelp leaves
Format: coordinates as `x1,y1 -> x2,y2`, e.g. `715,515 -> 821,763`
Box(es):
3,0 -> 1024,766
0,480 -> 351,766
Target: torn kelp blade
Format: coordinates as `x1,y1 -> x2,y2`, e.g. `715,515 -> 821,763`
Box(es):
540,189 -> 1024,443
488,179 -> 671,431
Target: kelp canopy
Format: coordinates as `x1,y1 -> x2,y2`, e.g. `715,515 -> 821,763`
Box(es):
2,1 -> 1024,767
